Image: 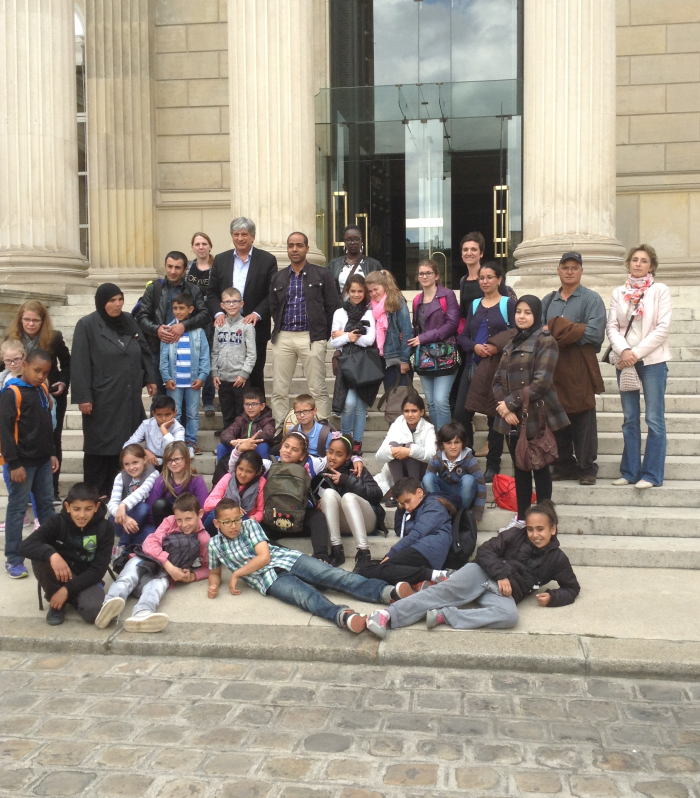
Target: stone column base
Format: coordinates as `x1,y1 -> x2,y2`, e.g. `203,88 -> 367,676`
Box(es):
0,251 -> 89,295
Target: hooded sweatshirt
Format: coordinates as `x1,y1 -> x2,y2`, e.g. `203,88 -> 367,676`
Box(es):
210,313 -> 257,382
0,378 -> 55,469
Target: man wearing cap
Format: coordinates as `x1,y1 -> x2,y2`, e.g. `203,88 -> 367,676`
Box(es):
542,252 -> 606,486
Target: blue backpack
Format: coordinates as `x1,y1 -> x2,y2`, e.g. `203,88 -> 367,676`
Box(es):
471,296 -> 510,328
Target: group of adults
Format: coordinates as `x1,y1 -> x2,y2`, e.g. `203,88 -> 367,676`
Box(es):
9,216 -> 669,508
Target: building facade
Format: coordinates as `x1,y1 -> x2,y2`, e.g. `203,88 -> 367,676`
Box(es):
0,0 -> 699,304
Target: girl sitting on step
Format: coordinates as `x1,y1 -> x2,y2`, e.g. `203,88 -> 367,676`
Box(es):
146,442 -> 208,533
107,444 -> 159,548
203,450 -> 266,534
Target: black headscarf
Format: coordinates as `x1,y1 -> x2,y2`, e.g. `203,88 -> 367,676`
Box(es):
95,283 -> 129,335
512,294 -> 543,346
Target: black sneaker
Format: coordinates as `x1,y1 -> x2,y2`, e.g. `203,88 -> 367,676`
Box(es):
383,497 -> 398,508
329,545 -> 346,567
355,548 -> 372,564
52,493 -> 62,506
46,607 -> 66,626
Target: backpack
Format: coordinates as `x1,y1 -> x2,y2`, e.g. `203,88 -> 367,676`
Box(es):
131,278 -> 164,317
492,474 -> 535,514
471,296 -> 510,328
443,506 -> 478,569
262,461 -> 311,534
289,421 -> 334,456
0,383 -> 50,466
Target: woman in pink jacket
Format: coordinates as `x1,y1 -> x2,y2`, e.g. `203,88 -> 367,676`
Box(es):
606,244 -> 672,489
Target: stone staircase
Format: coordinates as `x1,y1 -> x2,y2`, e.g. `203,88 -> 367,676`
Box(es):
3,285 -> 700,572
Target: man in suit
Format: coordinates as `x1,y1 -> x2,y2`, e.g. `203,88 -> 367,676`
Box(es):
207,217 -> 278,397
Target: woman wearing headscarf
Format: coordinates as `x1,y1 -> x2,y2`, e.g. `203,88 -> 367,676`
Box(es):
71,284 -> 158,495
492,295 -> 569,530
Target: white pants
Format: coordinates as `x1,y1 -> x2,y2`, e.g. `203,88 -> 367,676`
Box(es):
106,557 -> 170,616
271,331 -> 330,430
320,489 -> 376,550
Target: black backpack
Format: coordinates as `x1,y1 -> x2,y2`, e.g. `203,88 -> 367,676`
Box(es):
262,461 -> 311,534
443,507 -> 478,569
131,278 -> 164,317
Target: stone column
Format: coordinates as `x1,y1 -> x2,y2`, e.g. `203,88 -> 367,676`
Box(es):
227,0 -> 323,266
86,0 -> 158,287
0,0 -> 88,292
513,0 -> 625,285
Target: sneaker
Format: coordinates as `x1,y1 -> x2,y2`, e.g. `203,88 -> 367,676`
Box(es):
498,515 -> 526,533
204,405 -> 216,417
426,609 -> 445,630
413,580 -> 435,592
33,518 -> 40,531
329,545 -> 346,567
46,607 -> 66,626
94,596 -> 126,629
635,479 -> 655,490
389,581 -> 416,602
579,475 -> 597,486
5,561 -> 28,579
52,493 -> 62,506
123,610 -> 169,633
192,445 -> 203,456
612,477 -> 630,486
340,610 -> 367,633
366,609 -> 390,640
355,548 -> 372,565
0,522 -> 4,532
188,446 -> 195,458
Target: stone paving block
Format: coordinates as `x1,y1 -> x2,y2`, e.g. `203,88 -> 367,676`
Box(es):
203,751 -> 254,775
491,673 -> 533,693
634,780 -> 690,798
625,705 -> 677,724
84,720 -> 135,742
0,692 -> 42,712
95,745 -> 150,767
84,698 -> 136,717
273,686 -> 317,704
569,774 -> 621,796
151,746 -> 206,772
454,766 -> 500,790
0,767 -> 35,791
234,705 -> 274,726
593,750 -> 646,772
263,757 -> 313,780
280,707 -> 329,728
550,722 -> 602,744
606,724 -> 662,746
333,710 -> 383,731
339,790 -> 384,798
33,770 -> 97,795
383,763 -> 437,786
121,677 -> 173,697
190,727 -> 247,748
202,660 -> 250,679
97,773 -> 155,796
304,732 -> 352,753
221,681 -> 272,701
535,746 -> 584,769
168,679 -> 220,698
677,708 -> 700,726
77,676 -> 127,694
520,697 -> 568,720
439,716 -> 491,737
108,658 -> 159,675
156,779 -> 209,798
416,739 -> 464,760
472,743 -> 522,764
135,725 -> 185,745
153,659 -> 203,677
327,759 -> 376,780
654,755 -> 700,773
247,731 -> 298,751
33,740 -> 95,766
498,719 -> 548,741
587,679 -> 633,699
368,736 -> 404,757
515,770 -> 563,793
0,716 -> 37,736
363,689 -> 406,709
181,700 -> 233,725
384,712 -> 435,732
569,699 -> 619,722
664,729 -> 700,747
132,702 -> 183,720
282,787 -> 331,798
30,674 -> 80,692
536,676 -> 584,696
251,663 -> 296,681
637,682 -> 687,701
0,739 -> 37,761
414,690 -> 462,712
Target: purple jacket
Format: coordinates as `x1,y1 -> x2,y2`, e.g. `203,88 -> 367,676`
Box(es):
412,286 -> 460,345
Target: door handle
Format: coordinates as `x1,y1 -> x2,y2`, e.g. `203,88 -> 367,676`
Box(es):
332,191 -> 348,247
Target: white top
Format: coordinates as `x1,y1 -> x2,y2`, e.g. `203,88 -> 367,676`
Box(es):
123,417 -> 185,464
330,307 -> 376,349
374,416 -> 437,495
606,282 -> 672,365
107,469 -> 159,517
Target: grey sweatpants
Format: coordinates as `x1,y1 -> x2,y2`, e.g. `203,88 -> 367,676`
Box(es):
387,562 -> 519,630
106,557 -> 170,616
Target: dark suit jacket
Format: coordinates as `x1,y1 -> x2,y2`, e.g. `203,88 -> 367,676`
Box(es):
207,247 -> 279,343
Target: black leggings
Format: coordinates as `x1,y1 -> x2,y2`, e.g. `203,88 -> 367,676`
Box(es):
151,497 -> 175,528
354,548 -> 433,586
506,434 -> 552,520
262,507 -> 330,559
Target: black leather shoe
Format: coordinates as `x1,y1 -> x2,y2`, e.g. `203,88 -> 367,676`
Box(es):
483,468 -> 499,483
329,545 -> 346,567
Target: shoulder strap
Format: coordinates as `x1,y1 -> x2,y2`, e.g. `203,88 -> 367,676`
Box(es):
412,294 -> 420,313
439,295 -> 447,315
499,296 -> 510,328
471,298 -> 480,315
542,291 -> 557,319
340,259 -> 363,298
9,385 -> 22,446
317,424 -> 332,457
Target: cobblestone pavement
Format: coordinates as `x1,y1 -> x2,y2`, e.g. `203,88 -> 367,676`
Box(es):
1,652 -> 700,797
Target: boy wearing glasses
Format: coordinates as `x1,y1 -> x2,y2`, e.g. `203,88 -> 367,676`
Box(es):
211,287 -> 257,429
217,387 -> 275,467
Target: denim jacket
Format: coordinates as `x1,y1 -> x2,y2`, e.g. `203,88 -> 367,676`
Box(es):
382,302 -> 413,364
160,324 -> 211,384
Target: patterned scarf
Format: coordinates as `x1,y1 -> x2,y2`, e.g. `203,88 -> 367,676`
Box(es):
370,294 -> 388,356
623,273 -> 654,317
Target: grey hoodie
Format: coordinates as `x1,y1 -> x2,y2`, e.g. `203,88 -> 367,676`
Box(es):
210,313 -> 257,381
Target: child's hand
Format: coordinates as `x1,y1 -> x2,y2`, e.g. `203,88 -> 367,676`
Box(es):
208,583 -> 219,599
181,570 -> 196,583
165,379 -> 176,391
164,561 -> 188,581
123,517 -> 140,534
536,592 -> 551,607
229,574 -> 241,595
233,376 -> 246,388
50,586 -> 68,610
391,447 -> 411,460
191,379 -> 203,390
144,449 -> 159,466
10,466 -> 26,483
324,468 -> 342,485
49,553 -> 72,582
213,376 -> 221,390
497,578 -> 512,597
239,433 -> 261,452
351,459 -> 363,477
159,420 -> 174,437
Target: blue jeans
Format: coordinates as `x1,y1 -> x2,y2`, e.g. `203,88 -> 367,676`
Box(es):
266,553 -> 389,626
618,361 -> 668,486
203,509 -> 217,536
3,464 -> 37,517
5,459 -> 55,564
422,471 -> 477,512
420,372 -> 457,431
215,442 -> 269,463
341,389 -> 368,443
167,386 -> 201,446
114,502 -> 151,547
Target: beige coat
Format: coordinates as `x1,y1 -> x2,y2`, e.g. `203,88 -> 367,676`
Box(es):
606,282 -> 672,365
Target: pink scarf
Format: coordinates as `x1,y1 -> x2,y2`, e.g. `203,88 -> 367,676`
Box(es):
623,272 -> 654,316
371,294 -> 389,356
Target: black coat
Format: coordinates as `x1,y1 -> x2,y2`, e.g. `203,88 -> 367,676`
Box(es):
70,311 -> 158,455
135,278 -> 210,353
270,262 -> 341,344
475,526 -> 580,607
207,247 -> 279,346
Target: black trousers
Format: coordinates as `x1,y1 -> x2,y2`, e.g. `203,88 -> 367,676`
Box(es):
388,453 -> 427,485
52,394 -> 67,496
151,497 -> 175,529
464,413 -> 505,473
249,342 -> 268,400
506,434 -> 552,521
262,507 -> 329,559
355,548 -> 433,586
83,454 -> 121,499
218,381 -> 246,430
553,408 -> 598,477
32,561 -> 105,623
452,361 -> 473,431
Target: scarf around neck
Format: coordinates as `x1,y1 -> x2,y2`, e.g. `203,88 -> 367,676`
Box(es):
343,297 -> 368,333
95,282 -> 130,335
512,294 -> 543,347
623,273 -> 654,317
370,294 -> 388,355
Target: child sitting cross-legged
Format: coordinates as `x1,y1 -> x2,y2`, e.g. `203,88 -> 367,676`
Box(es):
422,421 -> 486,524
95,492 -> 210,633
207,498 -> 412,633
107,444 -> 159,548
123,395 -> 184,467
18,483 -> 113,626
203,450 -> 266,534
146,441 -> 209,531
366,500 -> 580,639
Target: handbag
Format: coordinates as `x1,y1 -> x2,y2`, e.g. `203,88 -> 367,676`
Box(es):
337,343 -> 385,388
514,387 -> 559,471
410,338 -> 461,375
377,372 -> 414,424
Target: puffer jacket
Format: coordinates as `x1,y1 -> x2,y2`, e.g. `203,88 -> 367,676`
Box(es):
374,416 -> 437,494
387,494 -> 452,569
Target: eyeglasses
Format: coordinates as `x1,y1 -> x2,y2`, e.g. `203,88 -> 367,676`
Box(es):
221,299 -> 243,306
3,357 -> 23,366
244,401 -> 261,408
344,237 -> 361,244
218,517 -> 243,528
168,456 -> 185,464
295,409 -> 315,416
417,272 -> 435,278
21,318 -> 41,325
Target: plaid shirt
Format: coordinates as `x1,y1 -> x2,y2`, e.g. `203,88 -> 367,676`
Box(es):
207,519 -> 301,595
281,267 -> 308,332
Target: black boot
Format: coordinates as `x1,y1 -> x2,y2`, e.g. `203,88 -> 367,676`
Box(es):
355,548 -> 372,565
330,545 -> 346,567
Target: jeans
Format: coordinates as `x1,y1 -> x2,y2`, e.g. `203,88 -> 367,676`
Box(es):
387,562 -> 519,630
114,502 -> 151,548
422,471 -> 477,513
5,459 -> 55,564
106,557 -> 170,616
3,464 -> 37,517
419,372 -> 456,431
341,389 -> 368,443
167,386 -> 201,446
215,442 -> 269,464
266,553 -> 389,625
618,361 -> 668,485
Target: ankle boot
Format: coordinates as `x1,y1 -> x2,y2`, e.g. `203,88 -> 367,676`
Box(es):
330,545 -> 346,567
352,441 -> 362,456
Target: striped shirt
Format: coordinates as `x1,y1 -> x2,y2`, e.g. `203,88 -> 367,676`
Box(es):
207,519 -> 302,595
281,267 -> 308,332
175,333 -> 191,388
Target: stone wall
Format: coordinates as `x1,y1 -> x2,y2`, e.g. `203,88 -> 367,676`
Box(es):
616,0 -> 700,278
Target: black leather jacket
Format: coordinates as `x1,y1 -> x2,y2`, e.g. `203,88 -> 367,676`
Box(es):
135,278 -> 211,352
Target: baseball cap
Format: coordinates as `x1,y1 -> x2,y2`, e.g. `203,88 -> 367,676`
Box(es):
559,251 -> 583,266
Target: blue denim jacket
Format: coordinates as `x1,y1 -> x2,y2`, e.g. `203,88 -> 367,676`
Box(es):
382,302 -> 413,364
160,325 -> 211,383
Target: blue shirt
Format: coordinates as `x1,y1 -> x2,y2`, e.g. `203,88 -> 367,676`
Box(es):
175,334 -> 192,388
233,247 -> 253,297
281,267 -> 308,332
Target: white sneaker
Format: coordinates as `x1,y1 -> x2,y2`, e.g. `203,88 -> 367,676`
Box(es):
634,479 -> 655,490
123,610 -> 169,633
22,514 -> 31,527
612,478 -> 630,486
94,596 -> 125,629
188,446 -> 195,458
498,514 -> 526,533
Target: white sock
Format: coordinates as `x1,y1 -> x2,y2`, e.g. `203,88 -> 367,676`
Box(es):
432,570 -> 447,581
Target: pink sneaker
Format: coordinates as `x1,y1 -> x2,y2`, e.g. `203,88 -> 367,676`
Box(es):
367,609 -> 390,640
23,515 -> 31,527
33,518 -> 40,531
426,609 -> 445,629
